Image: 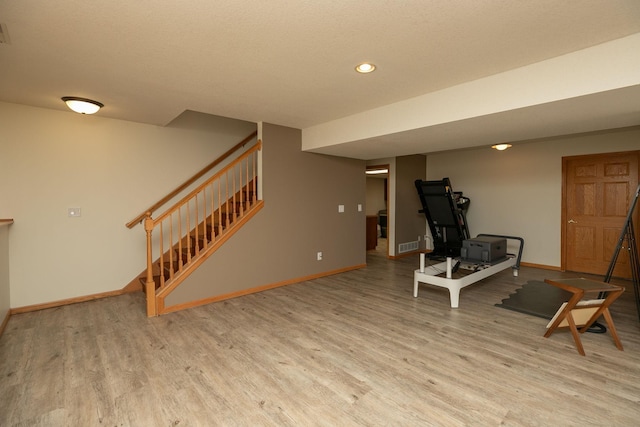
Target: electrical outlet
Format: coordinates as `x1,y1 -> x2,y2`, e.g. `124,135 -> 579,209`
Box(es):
317,251 -> 323,261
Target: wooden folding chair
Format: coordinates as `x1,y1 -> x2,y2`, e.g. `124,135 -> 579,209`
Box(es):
544,278 -> 624,356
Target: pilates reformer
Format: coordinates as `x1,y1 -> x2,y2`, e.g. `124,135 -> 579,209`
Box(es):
413,179 -> 524,308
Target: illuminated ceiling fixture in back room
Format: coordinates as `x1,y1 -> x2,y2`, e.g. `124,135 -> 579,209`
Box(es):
366,168 -> 388,175
62,97 -> 104,114
491,143 -> 513,151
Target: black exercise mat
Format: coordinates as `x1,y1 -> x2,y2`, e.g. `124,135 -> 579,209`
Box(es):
495,280 -> 573,319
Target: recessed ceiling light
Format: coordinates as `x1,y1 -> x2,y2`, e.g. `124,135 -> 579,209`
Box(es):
61,97 -> 104,114
491,144 -> 512,151
355,63 -> 376,74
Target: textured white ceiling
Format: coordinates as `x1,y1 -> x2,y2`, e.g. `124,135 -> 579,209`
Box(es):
1,1 -> 639,157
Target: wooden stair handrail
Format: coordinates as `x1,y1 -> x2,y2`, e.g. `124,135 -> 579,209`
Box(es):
126,130 -> 258,228
0,219 -> 14,224
152,140 -> 261,225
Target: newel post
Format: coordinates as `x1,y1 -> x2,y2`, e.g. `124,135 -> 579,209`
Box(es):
144,212 -> 157,317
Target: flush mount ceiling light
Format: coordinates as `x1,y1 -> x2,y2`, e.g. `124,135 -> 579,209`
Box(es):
491,143 -> 513,151
366,168 -> 388,175
355,62 -> 376,73
62,97 -> 104,114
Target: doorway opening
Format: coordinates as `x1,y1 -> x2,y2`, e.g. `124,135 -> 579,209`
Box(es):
366,165 -> 390,257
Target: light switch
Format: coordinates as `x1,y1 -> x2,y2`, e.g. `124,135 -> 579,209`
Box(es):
338,204 -> 345,213
357,204 -> 362,212
68,208 -> 81,217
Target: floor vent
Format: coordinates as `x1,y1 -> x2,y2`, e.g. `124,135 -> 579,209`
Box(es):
398,241 -> 419,254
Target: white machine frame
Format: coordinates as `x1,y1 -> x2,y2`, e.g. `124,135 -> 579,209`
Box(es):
413,234 -> 524,308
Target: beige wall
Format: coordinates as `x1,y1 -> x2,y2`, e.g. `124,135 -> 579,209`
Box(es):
365,178 -> 386,216
395,155 -> 427,252
166,124 -> 366,307
3,96 -> 636,309
0,223 -> 10,324
426,126 -> 640,268
0,101 -> 255,308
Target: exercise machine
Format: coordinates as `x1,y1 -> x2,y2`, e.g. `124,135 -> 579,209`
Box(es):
414,178 -> 470,259
414,178 -> 524,307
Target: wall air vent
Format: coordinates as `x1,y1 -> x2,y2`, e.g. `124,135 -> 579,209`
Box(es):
398,241 -> 419,254
0,23 -> 10,44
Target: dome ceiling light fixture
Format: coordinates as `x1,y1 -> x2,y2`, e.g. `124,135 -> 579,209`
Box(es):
491,143 -> 513,151
61,96 -> 104,114
355,62 -> 376,74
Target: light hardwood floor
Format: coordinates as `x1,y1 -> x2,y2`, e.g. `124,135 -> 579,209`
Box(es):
2,251 -> 640,426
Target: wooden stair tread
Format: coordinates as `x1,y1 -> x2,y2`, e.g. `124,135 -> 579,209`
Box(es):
139,275 -> 162,293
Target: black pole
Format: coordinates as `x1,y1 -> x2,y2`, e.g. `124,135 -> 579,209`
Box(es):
603,184 -> 640,322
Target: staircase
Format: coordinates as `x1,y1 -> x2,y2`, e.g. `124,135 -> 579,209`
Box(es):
127,133 -> 263,317
143,183 -> 259,290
